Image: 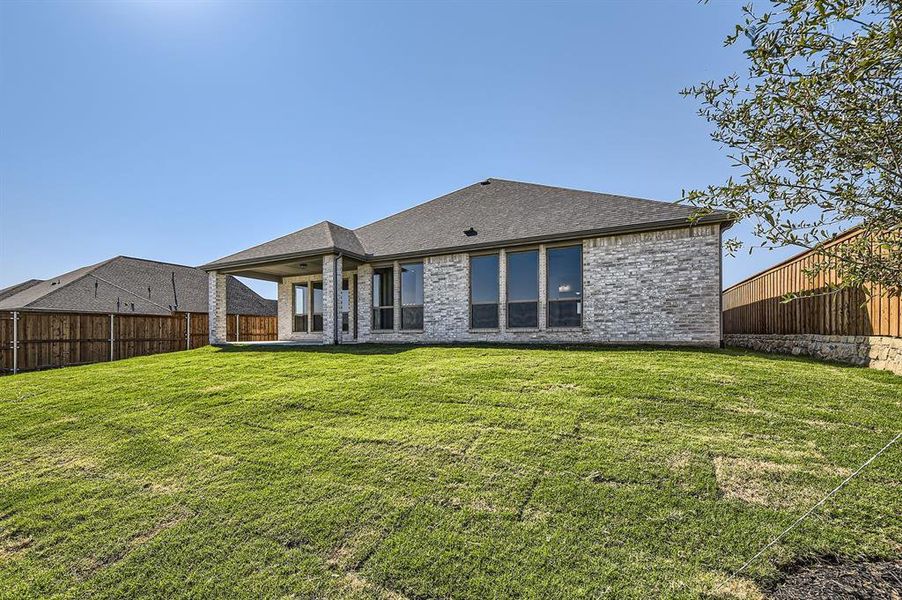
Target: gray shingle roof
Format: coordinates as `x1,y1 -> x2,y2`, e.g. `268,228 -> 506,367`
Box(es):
205,221 -> 366,269
203,178 -> 733,269
0,279 -> 45,302
0,256 -> 275,315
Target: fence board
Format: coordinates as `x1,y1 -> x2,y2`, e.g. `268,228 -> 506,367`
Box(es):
723,230 -> 901,338
0,311 -> 277,374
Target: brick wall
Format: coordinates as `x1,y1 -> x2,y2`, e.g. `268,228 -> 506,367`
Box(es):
583,225 -> 722,345
357,224 -> 722,347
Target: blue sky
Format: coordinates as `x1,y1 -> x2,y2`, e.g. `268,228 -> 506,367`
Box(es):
0,0 -> 798,299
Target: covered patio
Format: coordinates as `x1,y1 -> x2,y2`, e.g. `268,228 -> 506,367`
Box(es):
202,221 -> 374,345
206,252 -> 366,346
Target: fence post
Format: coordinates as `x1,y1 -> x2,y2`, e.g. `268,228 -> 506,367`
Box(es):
236,314 -> 240,342
109,314 -> 115,362
186,313 -> 191,350
11,311 -> 18,375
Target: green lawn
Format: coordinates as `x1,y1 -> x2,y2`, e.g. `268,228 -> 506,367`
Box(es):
0,345 -> 900,599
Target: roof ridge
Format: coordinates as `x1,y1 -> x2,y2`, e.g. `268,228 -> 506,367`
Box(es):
0,279 -> 45,303
353,179 -> 487,233
200,178 -> 735,270
202,221 -> 337,267
323,220 -> 354,240
0,278 -> 43,293
15,257 -> 117,309
485,178 -> 688,208
114,255 -> 205,270
323,221 -> 365,253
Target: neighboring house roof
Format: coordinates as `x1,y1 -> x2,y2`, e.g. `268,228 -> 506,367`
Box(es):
203,178 -> 734,270
0,279 -> 44,302
0,256 -> 276,316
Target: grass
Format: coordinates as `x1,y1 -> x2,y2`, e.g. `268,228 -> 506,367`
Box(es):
0,344 -> 900,599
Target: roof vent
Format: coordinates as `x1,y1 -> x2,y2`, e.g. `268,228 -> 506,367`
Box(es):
464,227 -> 478,237
479,180 -> 491,186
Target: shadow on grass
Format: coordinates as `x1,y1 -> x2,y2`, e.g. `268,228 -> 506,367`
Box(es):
215,343 -> 415,356
212,342 -> 871,370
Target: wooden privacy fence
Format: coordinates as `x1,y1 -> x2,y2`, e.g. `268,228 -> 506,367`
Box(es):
0,311 -> 278,374
722,230 -> 901,338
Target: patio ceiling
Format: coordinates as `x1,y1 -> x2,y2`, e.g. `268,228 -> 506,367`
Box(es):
217,255 -> 363,281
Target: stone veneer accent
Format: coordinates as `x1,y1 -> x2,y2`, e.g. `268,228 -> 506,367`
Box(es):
725,334 -> 902,375
352,224 -> 722,346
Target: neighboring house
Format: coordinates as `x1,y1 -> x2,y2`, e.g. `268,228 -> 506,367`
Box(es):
0,279 -> 43,303
0,256 -> 276,316
202,178 -> 734,346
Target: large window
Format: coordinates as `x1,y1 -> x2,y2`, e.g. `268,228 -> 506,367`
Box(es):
341,278 -> 350,333
547,246 -> 582,327
506,250 -> 539,328
311,281 -> 324,331
470,254 -> 499,329
293,284 -> 308,332
400,263 -> 424,330
372,267 -> 394,330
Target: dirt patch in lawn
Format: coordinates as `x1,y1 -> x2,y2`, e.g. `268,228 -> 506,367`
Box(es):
341,570 -> 410,600
0,534 -> 33,559
767,559 -> 902,599
327,527 -> 383,571
713,457 -> 821,508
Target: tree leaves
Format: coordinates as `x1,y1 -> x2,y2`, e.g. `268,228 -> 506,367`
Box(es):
683,0 -> 902,294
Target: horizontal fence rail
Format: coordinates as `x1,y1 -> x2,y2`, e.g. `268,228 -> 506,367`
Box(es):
723,231 -> 901,338
0,310 -> 277,374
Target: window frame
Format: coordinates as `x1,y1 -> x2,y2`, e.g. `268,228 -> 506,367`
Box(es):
545,244 -> 584,329
505,248 -> 540,329
469,252 -> 500,330
400,262 -> 424,331
311,281 -> 324,332
292,283 -> 309,333
341,278 -> 350,333
371,265 -> 395,331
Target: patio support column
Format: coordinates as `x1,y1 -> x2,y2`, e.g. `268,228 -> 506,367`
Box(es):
357,264 -> 373,341
277,277 -> 292,340
322,254 -> 339,344
347,273 -> 356,340
208,271 -> 227,344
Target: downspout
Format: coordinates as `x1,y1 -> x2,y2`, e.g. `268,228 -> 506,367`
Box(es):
334,253 -> 342,345
719,223 -> 725,348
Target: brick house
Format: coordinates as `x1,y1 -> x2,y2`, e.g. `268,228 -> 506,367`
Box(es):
201,179 -> 734,347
